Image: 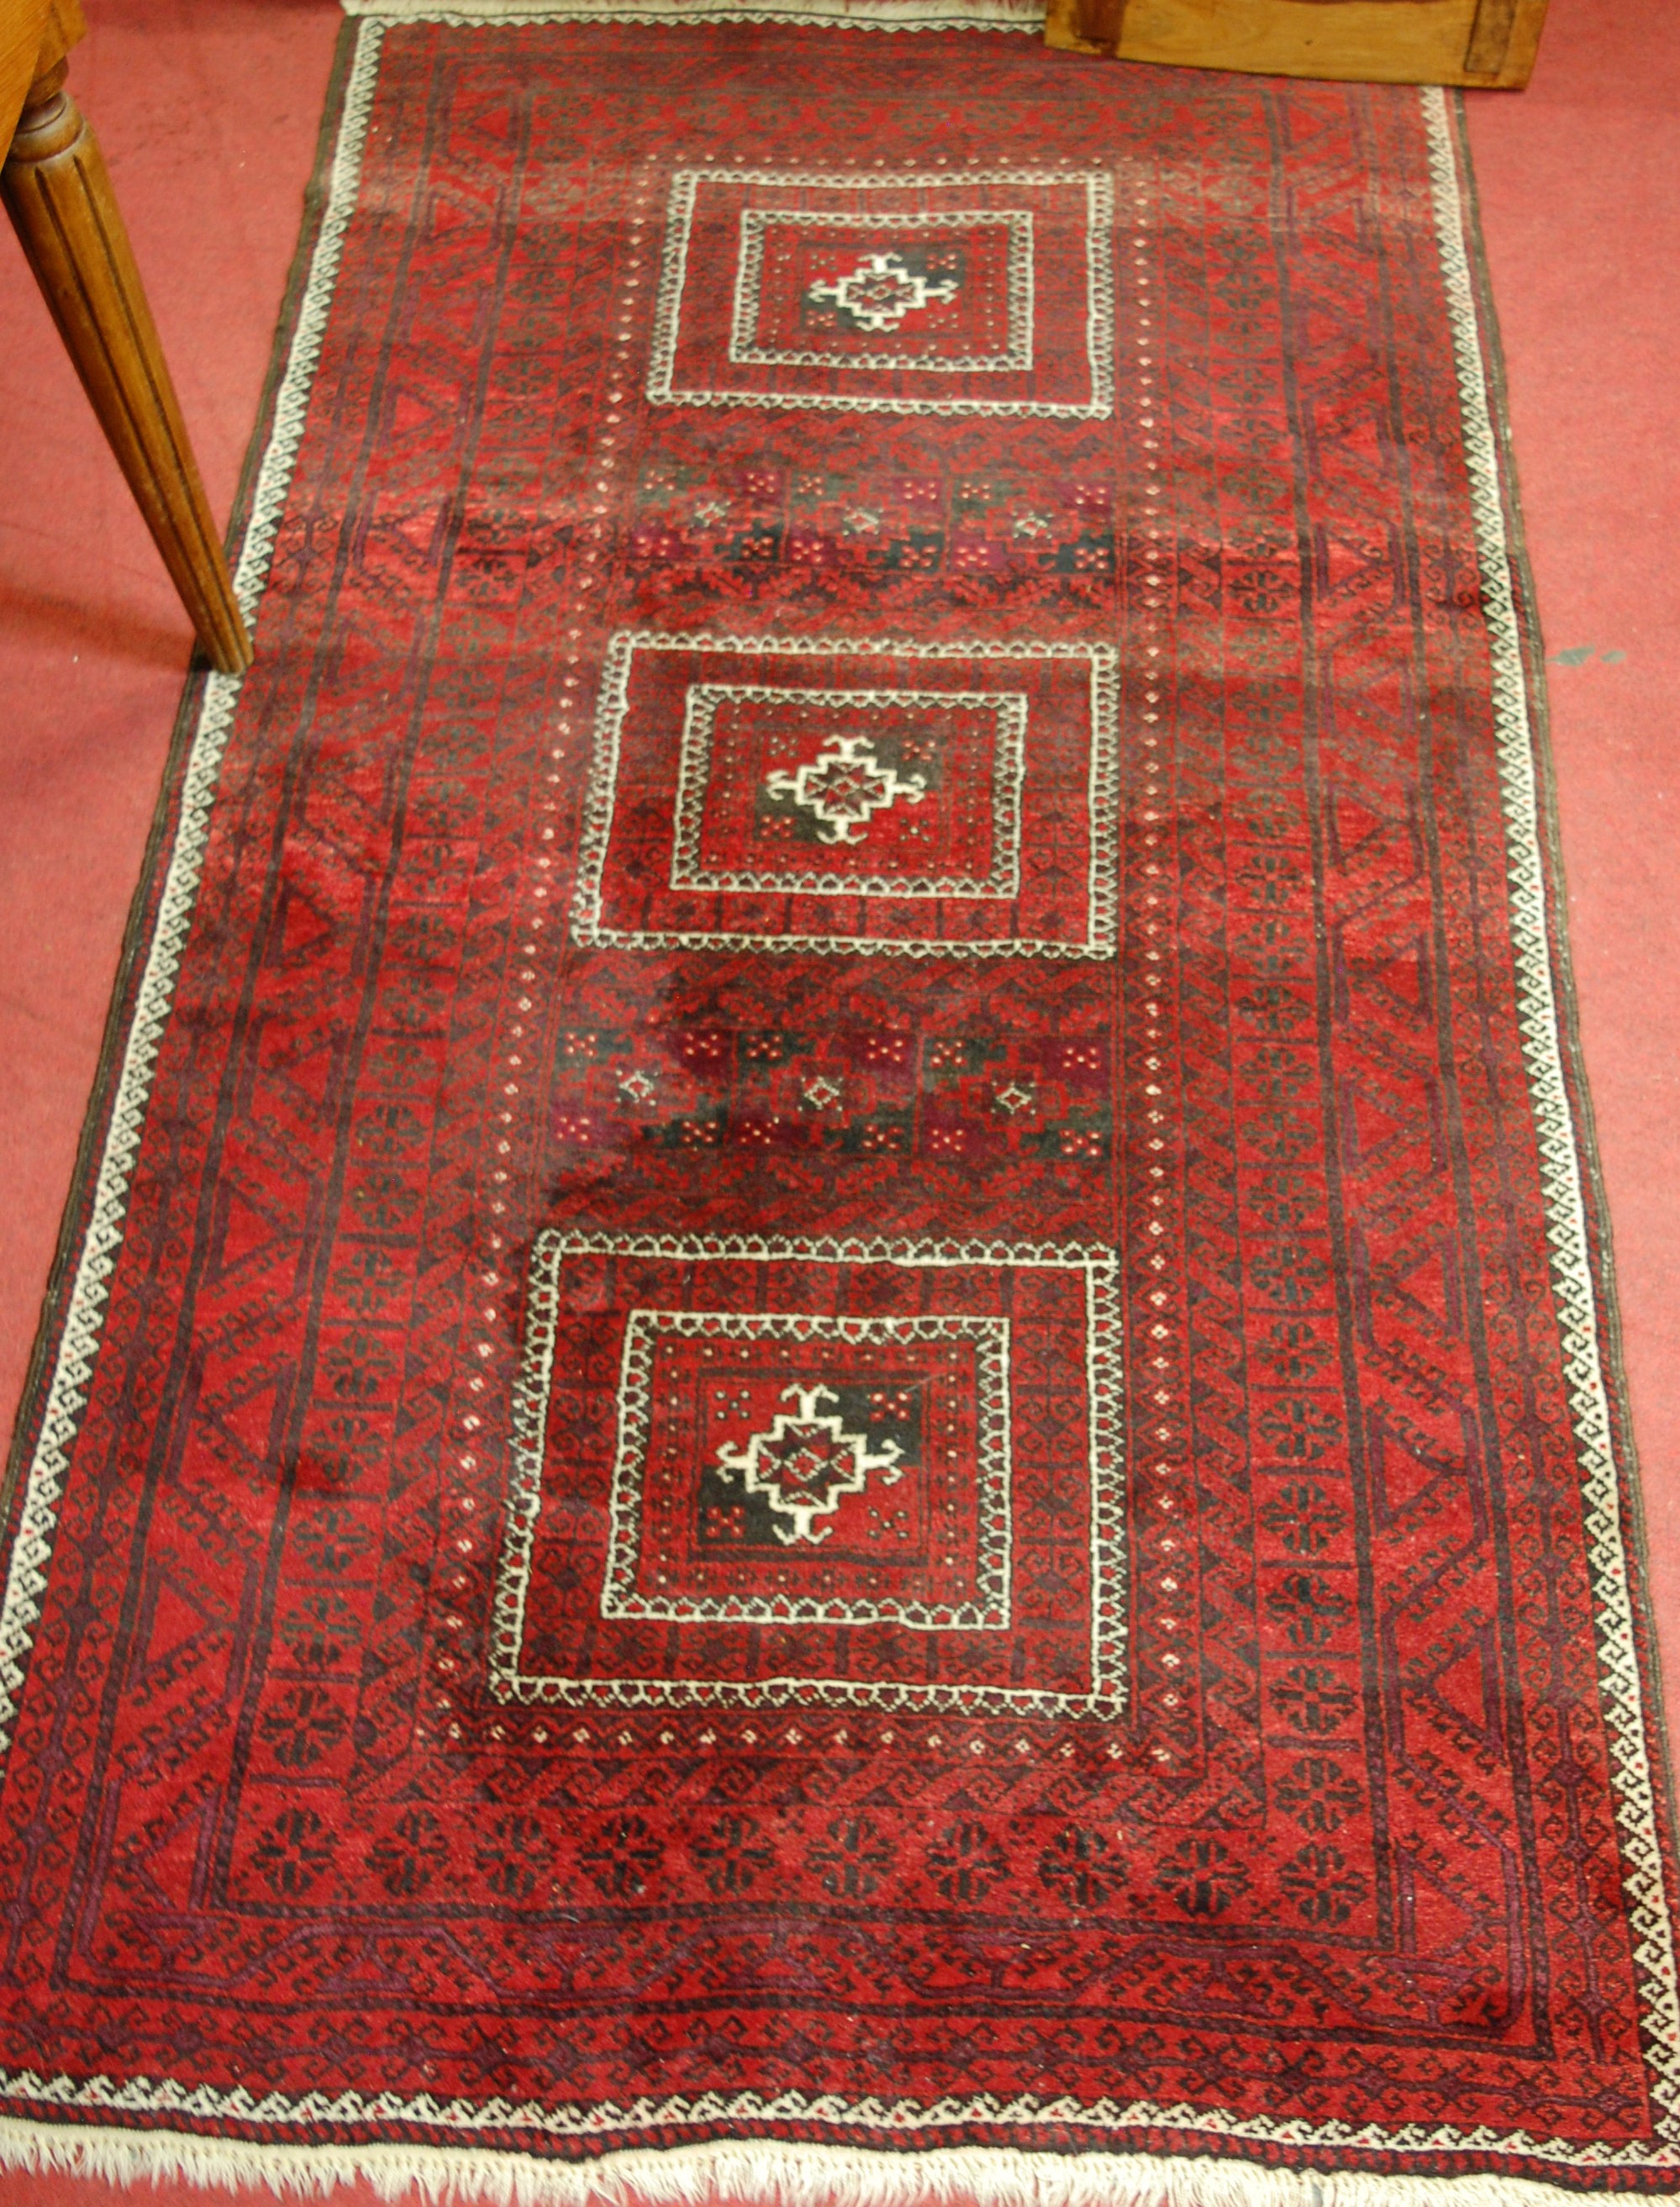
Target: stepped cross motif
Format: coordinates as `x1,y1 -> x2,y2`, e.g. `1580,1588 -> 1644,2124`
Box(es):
714,1383 -> 903,1545
763,732 -> 927,845
804,249 -> 960,334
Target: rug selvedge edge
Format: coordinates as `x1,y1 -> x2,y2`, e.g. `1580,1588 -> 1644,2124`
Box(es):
0,18 -> 366,1623
0,18 -> 387,1765
340,0 -> 1045,32
1417,81 -> 1680,2158
1441,81 -> 1680,1998
1,32 -> 1677,2199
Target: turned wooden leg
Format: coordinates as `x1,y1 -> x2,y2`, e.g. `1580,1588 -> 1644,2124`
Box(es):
3,55 -> 252,674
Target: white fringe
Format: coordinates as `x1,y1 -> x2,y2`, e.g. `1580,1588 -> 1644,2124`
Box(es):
0,2125 -> 1662,2207
339,0 -> 1044,32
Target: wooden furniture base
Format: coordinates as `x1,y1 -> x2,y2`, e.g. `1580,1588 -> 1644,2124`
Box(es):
2,0 -> 251,672
1045,0 -> 1549,88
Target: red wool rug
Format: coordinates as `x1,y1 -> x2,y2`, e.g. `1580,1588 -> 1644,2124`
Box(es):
1,6 -> 1675,2201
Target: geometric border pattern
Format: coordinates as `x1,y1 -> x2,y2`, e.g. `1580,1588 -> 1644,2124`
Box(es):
650,167 -> 1114,419
0,16 -> 1675,2177
1421,91 -> 1680,2154
670,681 -> 1028,898
598,1307 -> 1014,1629
0,24 -> 388,1776
571,631 -> 1119,959
345,0 -> 1047,18
491,1229 -> 1123,1715
729,208 -> 1035,373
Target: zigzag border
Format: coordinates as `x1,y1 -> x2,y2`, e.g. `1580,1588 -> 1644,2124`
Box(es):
1418,82 -> 1680,2144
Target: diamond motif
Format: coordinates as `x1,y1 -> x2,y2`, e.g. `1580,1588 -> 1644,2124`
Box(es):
714,1383 -> 904,1546
763,733 -> 928,845
803,249 -> 960,335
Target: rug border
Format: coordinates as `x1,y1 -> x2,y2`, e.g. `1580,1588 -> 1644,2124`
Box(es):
341,0 -> 1042,27
0,13 -> 366,1636
1446,84 -> 1680,1859
0,14 -> 382,1765
1,30 -> 1677,2200
1423,80 -> 1680,2153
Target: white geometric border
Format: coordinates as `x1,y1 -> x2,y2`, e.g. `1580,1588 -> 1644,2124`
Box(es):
650,168 -> 1114,419
1420,85 -> 1680,2152
729,208 -> 1035,373
571,631 -> 1119,957
490,1230 -> 1122,1713
598,1307 -> 1014,1630
671,681 -> 1027,898
0,24 -> 391,1769
346,0 -> 1043,22
0,25 -> 1675,2182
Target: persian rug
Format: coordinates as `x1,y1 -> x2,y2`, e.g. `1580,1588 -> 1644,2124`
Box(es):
1,4 -> 1674,2201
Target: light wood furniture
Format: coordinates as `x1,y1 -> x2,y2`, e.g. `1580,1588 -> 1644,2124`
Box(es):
2,0 -> 250,672
1045,0 -> 1549,87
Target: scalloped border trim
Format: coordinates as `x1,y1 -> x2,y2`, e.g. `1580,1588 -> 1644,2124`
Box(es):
0,21 -> 1674,2196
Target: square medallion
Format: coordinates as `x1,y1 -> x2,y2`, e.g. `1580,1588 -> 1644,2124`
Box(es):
650,169 -> 1114,418
601,1310 -> 1010,1629
732,210 -> 1034,373
572,632 -> 1118,958
492,1233 -> 1124,1716
671,682 -> 1024,898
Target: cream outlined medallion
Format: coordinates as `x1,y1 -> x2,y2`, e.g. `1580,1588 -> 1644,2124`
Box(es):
670,679 -> 1028,899
715,1380 -> 907,1543
598,1306 -> 1013,1626
572,631 -> 1119,959
729,208 -> 1035,373
650,167 -> 1114,419
764,733 -> 928,846
492,1230 -> 1124,1715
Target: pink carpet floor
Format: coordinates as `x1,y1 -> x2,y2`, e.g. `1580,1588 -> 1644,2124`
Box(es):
0,0 -> 1674,2196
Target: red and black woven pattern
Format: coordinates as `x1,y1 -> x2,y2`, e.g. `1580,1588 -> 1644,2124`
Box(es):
1,17 -> 1674,2197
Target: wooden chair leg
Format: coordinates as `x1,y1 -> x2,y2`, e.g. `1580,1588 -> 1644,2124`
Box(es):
3,57 -> 252,674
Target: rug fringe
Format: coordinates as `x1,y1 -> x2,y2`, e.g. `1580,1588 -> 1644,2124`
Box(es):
339,0 -> 1044,32
0,2126 -> 1666,2207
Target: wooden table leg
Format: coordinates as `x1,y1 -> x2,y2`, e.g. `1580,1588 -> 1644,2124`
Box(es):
3,53 -> 252,674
